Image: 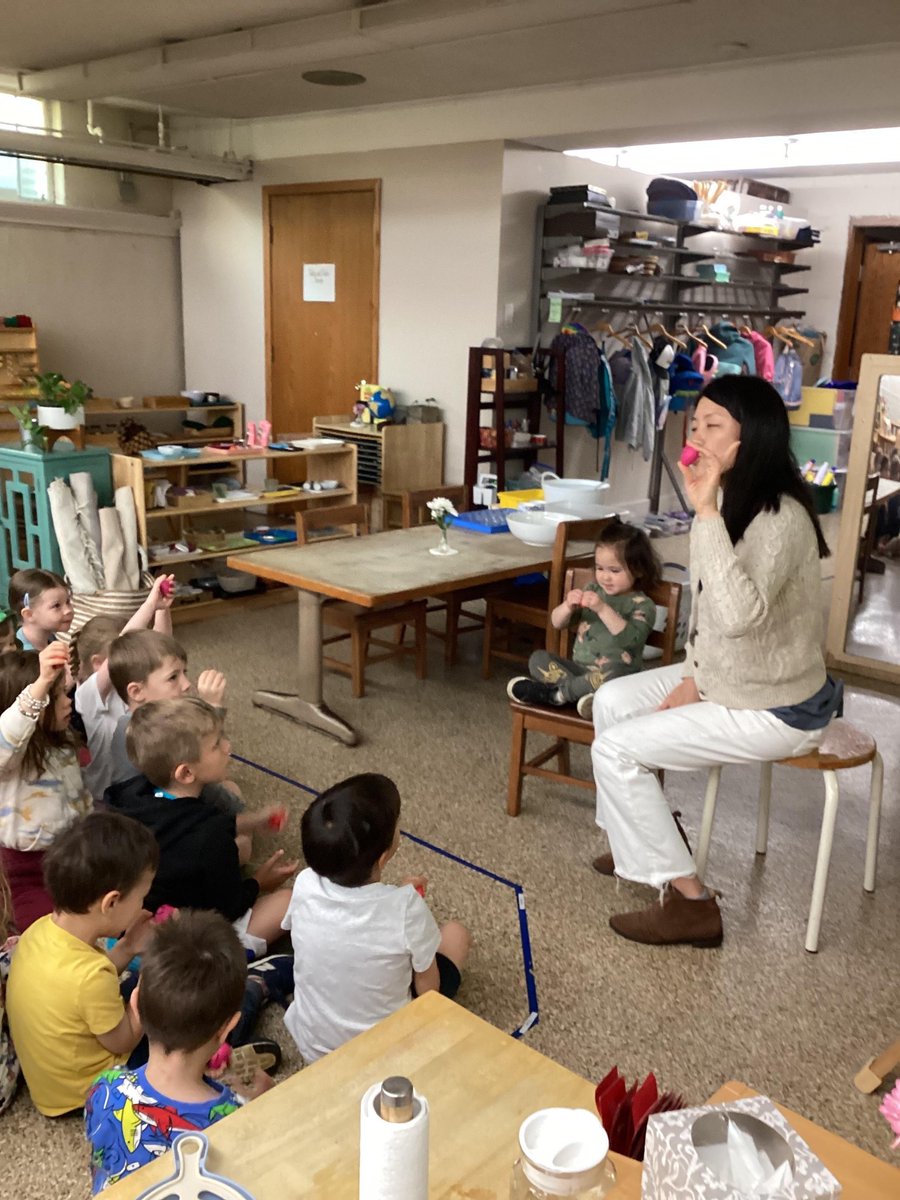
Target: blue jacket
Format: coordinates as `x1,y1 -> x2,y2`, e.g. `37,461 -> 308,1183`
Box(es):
708,323 -> 756,375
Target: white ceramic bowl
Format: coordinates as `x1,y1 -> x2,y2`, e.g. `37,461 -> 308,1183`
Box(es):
544,499 -> 617,521
157,444 -> 186,458
540,472 -> 610,505
506,509 -> 565,546
215,567 -> 256,594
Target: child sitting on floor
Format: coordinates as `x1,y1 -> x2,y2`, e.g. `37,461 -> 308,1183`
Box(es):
85,910 -> 274,1194
74,576 -> 176,804
6,811 -> 158,1116
106,629 -> 248,819
282,773 -> 470,1063
106,698 -> 298,958
8,568 -> 73,652
0,869 -> 20,1114
507,519 -> 662,719
0,642 -> 92,932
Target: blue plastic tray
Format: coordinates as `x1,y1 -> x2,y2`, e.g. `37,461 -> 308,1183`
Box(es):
244,527 -> 297,544
450,509 -> 511,534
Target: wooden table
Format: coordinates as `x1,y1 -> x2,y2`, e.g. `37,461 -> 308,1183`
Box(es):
229,525 -> 593,745
102,992 -> 642,1199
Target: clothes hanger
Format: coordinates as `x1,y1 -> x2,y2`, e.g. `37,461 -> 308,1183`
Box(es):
765,324 -> 793,348
700,322 -> 727,350
622,320 -> 652,350
778,325 -> 815,347
650,320 -> 687,350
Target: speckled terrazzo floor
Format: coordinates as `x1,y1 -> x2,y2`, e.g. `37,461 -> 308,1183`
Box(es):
1,593 -> 898,1198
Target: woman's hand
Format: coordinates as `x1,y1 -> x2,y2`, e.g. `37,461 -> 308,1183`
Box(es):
658,677 -> 701,711
678,440 -> 740,519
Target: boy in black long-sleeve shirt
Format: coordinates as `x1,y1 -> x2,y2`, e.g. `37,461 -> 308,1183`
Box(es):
105,698 -> 298,954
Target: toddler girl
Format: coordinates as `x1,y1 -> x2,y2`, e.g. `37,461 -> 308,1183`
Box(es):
508,520 -> 661,719
0,644 -> 91,933
7,569 -> 73,652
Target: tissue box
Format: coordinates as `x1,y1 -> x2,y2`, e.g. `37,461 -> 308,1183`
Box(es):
642,1095 -> 841,1199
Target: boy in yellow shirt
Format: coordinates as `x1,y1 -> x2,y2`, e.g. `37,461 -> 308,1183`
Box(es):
7,811 -> 158,1116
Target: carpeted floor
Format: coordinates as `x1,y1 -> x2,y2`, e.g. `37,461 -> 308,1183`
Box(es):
1,591 -> 898,1198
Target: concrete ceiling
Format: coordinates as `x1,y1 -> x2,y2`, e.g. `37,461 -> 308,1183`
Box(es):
4,0 -> 900,123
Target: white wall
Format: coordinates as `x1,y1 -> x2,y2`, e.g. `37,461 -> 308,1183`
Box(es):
177,141 -> 504,477
0,208 -> 183,396
766,170 -> 900,377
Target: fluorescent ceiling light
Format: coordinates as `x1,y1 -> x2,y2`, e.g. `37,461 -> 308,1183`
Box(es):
567,127 -> 900,175
0,126 -> 251,183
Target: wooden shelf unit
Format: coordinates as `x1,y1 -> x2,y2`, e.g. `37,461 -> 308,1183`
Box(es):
0,325 -> 40,443
464,346 -> 565,494
312,417 -> 444,493
83,397 -> 243,451
112,440 -> 357,617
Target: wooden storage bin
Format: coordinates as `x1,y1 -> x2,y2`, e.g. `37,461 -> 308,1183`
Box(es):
167,490 -> 213,510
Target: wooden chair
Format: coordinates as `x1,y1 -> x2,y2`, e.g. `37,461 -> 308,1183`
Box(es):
401,485 -> 486,666
857,472 -> 881,603
507,568 -> 682,815
696,719 -> 883,952
482,516 -> 615,679
295,504 -> 427,698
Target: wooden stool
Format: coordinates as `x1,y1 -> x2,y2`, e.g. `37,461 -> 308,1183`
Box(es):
855,1037 -> 900,1093
696,720 -> 883,953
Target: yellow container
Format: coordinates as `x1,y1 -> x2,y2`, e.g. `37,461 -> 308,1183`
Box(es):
788,387 -> 852,428
497,488 -> 544,508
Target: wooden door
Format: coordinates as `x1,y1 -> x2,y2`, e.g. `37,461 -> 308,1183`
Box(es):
264,180 -> 380,436
848,241 -> 900,374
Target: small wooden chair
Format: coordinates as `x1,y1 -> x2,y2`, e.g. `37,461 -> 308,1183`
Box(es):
507,568 -> 681,815
401,485 -> 486,666
695,719 -> 883,952
482,516 -> 615,679
295,504 -> 427,698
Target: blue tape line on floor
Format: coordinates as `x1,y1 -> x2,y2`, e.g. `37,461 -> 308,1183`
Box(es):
233,752 -> 540,1037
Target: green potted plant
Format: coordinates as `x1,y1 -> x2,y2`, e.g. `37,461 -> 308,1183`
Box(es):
33,371 -> 93,431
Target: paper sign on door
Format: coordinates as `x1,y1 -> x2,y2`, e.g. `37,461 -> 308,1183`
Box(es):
303,263 -> 336,302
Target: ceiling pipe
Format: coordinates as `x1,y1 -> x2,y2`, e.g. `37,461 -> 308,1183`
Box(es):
86,99 -> 104,141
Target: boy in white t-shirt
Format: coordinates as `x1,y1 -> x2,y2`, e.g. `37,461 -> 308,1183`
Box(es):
74,575 -> 175,803
282,773 -> 470,1063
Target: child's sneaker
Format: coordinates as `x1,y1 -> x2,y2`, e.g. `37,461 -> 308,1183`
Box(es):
247,954 -> 295,1009
576,693 -> 594,720
507,677 -> 555,706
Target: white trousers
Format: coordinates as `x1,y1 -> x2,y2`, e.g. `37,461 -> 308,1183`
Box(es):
590,664 -> 826,889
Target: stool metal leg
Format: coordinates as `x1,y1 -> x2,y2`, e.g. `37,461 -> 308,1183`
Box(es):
696,767 -> 722,879
805,769 -> 840,953
864,751 -> 883,894
756,762 -> 773,855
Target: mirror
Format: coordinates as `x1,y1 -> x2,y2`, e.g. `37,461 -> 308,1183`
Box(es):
825,354 -> 900,686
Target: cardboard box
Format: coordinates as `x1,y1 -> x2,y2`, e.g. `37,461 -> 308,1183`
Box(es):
642,1095 -> 841,1199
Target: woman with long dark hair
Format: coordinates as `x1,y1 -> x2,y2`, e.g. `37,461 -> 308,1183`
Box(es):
590,376 -> 838,947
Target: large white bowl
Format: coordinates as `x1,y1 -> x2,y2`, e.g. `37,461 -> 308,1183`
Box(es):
544,499 -> 617,521
540,472 -> 610,505
506,509 -> 570,546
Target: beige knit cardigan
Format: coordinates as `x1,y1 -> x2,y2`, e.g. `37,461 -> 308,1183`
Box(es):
686,495 -> 827,709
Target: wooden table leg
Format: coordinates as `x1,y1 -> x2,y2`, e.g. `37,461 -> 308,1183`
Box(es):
854,1037 -> 900,1093
252,588 -> 358,746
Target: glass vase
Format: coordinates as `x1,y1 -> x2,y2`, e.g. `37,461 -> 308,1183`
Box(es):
429,524 -> 458,556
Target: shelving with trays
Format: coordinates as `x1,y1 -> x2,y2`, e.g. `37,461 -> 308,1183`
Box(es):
463,346 -> 565,494
312,417 -> 444,494
82,396 -> 244,451
112,440 -> 357,615
0,325 -> 40,443
539,202 -> 814,326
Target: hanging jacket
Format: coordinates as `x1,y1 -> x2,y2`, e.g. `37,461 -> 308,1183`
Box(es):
747,330 -> 775,382
549,328 -> 600,424
650,336 -> 674,430
616,340 -> 655,461
708,322 -> 756,375
773,345 -> 803,409
691,344 -> 718,386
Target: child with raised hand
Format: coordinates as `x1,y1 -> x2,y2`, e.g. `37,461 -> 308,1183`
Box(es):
283,773 -> 470,1063
85,910 -> 273,1194
507,519 -> 662,720
74,575 -> 176,804
0,642 -> 91,932
6,811 -> 157,1117
7,568 -> 73,652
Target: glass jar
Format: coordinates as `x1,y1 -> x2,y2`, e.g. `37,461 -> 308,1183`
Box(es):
509,1108 -> 617,1200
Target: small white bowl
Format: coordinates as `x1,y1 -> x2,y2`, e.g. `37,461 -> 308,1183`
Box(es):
157,444 -> 186,458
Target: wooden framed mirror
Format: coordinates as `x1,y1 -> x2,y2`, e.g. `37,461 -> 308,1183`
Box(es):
825,353 -> 900,687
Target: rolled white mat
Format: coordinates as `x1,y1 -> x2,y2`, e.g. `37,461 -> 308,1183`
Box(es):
114,486 -> 140,590
99,507 -> 129,591
69,471 -> 103,560
359,1081 -> 428,1200
47,479 -> 100,594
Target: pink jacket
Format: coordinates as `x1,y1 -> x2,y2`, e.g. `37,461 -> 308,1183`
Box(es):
747,331 -> 775,382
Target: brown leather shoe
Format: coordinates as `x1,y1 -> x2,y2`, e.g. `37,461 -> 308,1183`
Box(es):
609,886 -> 723,948
591,811 -> 693,879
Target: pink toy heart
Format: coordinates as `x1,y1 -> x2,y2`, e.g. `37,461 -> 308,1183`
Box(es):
680,445 -> 700,467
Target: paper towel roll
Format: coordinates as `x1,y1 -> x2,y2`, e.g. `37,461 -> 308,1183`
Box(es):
359,1081 -> 429,1200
